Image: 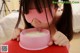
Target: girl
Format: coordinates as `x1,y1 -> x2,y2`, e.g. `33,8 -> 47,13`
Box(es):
12,0 -> 73,49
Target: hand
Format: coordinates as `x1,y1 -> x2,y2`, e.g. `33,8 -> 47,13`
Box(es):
48,31 -> 70,49
12,28 -> 21,41
31,18 -> 48,28
31,18 -> 41,28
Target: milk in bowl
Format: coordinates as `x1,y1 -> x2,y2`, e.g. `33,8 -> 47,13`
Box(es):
25,31 -> 47,37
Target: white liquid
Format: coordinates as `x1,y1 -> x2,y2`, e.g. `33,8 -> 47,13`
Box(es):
25,31 -> 46,37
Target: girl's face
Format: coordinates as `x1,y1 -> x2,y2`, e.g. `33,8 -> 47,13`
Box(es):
25,6 -> 57,29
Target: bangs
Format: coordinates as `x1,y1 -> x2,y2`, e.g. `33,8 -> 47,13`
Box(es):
22,0 -> 56,14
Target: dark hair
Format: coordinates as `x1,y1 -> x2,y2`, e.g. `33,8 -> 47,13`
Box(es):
15,0 -> 73,41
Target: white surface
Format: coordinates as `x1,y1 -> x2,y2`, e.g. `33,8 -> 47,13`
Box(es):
0,25 -> 5,37
0,11 -> 24,41
25,31 -> 46,37
73,14 -> 80,33
0,12 -> 18,37
72,3 -> 80,33
0,25 -> 9,44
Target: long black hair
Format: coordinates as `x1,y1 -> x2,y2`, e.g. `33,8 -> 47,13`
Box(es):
15,0 -> 73,41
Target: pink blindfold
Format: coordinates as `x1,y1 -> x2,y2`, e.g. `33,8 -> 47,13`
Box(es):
25,8 -> 54,23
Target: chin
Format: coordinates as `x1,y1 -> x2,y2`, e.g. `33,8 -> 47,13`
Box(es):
33,25 -> 48,29
37,27 -> 48,29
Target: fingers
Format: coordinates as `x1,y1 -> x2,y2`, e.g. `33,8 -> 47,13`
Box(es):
12,28 -> 21,40
48,40 -> 53,46
31,18 -> 41,27
54,36 -> 64,46
52,31 -> 61,41
33,18 -> 41,23
17,36 -> 20,41
58,39 -> 69,46
66,43 -> 70,50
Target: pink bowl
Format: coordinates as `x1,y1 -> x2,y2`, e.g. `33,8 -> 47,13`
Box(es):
19,28 -> 50,50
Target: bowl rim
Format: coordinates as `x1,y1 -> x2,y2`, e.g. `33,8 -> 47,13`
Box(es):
20,28 -> 50,37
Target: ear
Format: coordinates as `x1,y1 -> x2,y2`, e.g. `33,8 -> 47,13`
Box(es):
55,3 -> 63,20
53,3 -> 63,23
56,8 -> 63,17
